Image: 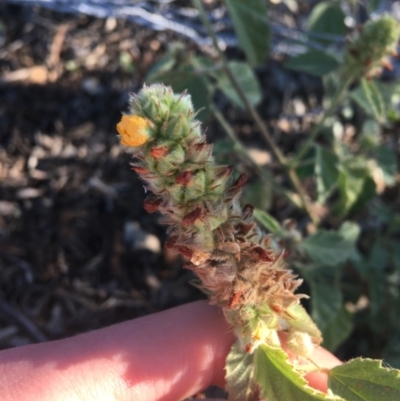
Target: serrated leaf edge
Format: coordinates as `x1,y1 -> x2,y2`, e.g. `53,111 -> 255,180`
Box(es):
330,357 -> 400,380
256,343 -> 343,401
225,342 -> 260,401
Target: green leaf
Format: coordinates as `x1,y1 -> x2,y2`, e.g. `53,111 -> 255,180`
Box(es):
255,344 -> 337,401
368,268 -> 386,317
322,307 -> 353,351
243,179 -> 272,210
350,79 -> 386,123
360,119 -> 380,150
308,2 -> 347,41
338,221 -> 361,251
119,51 -> 136,73
223,0 -> 270,66
253,209 -> 282,235
328,358 -> 400,401
284,303 -> 322,344
145,43 -> 186,81
296,146 -> 316,178
368,0 -> 382,12
375,80 -> 400,122
217,61 -> 262,108
308,280 -> 353,351
368,242 -> 390,269
311,283 -> 342,332
323,72 -> 341,107
284,50 -> 339,77
366,243 -> 390,317
148,67 -> 211,120
315,145 -> 339,203
334,159 -> 377,217
375,146 -> 398,186
145,53 -> 176,82
383,331 -> 400,369
301,223 -> 360,266
225,341 -> 260,401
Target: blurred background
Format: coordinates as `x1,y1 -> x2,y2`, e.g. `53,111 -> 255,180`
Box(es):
1,0 -> 400,389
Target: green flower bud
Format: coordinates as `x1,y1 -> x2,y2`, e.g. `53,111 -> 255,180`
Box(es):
342,15 -> 400,80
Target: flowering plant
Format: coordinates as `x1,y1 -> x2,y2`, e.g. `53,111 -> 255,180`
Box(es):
117,84 -> 400,401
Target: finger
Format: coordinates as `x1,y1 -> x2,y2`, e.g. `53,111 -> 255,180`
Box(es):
0,301 -> 235,401
279,331 -> 342,393
305,345 -> 342,392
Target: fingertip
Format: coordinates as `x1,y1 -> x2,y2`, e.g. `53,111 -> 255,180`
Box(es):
305,346 -> 342,393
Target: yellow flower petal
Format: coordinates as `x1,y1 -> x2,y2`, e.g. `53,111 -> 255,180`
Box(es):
116,115 -> 150,147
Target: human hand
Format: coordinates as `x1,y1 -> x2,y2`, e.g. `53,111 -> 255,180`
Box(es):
0,301 -> 340,401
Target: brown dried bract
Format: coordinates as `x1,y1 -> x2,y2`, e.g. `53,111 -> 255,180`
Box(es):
143,196 -> 163,213
231,173 -> 247,189
191,250 -> 211,265
175,170 -> 193,186
182,207 -> 203,227
175,245 -> 193,259
130,165 -> 149,175
252,246 -> 274,262
150,146 -> 169,159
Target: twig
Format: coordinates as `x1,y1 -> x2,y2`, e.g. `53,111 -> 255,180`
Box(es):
291,77 -> 352,167
0,298 -> 48,343
212,105 -> 303,210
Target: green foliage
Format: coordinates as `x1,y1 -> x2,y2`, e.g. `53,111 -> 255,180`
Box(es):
305,267 -> 353,352
342,14 -> 400,80
375,146 -> 398,186
350,79 -> 386,124
242,178 -> 272,210
223,0 -> 270,66
321,307 -> 353,352
315,145 -> 339,203
141,3 -> 400,400
334,158 -> 377,217
307,2 -> 347,40
329,359 -> 400,401
119,51 -> 136,73
225,342 -> 259,401
146,49 -> 212,120
254,344 -> 334,401
216,61 -> 262,108
368,0 -> 382,11
253,208 -> 282,235
300,222 -> 360,266
284,303 -> 323,343
375,81 -> 400,122
284,50 -> 340,77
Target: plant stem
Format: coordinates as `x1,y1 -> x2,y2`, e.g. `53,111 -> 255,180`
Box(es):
291,78 -> 352,167
192,0 -> 318,224
192,0 -> 286,165
212,105 -> 303,210
212,105 -> 266,177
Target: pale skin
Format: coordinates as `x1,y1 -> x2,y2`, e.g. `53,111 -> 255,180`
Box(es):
0,301 -> 341,401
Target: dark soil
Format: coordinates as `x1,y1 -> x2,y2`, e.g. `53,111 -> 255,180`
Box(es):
0,3 -> 209,349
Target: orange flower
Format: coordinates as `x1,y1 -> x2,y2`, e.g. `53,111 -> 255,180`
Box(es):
116,115 -> 150,147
